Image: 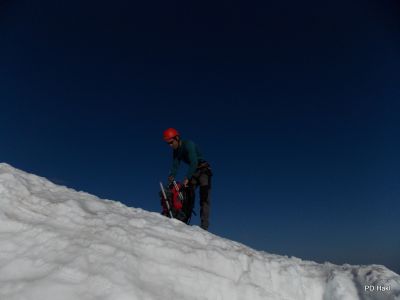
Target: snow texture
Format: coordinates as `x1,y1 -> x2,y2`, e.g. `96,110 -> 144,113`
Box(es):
0,163 -> 399,300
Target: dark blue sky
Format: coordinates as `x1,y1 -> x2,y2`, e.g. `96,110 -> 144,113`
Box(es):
1,0 -> 399,273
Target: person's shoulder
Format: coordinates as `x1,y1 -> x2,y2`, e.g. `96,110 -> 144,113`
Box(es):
182,139 -> 195,147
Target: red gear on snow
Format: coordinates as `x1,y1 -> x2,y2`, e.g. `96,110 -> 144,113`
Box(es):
161,182 -> 183,213
170,182 -> 183,210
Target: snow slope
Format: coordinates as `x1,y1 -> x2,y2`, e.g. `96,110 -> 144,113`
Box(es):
0,163 -> 399,300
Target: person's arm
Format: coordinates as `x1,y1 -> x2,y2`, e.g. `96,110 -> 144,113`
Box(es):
169,152 -> 180,178
185,141 -> 198,180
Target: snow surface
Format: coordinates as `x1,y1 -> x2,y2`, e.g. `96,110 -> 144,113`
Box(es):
0,163 -> 399,300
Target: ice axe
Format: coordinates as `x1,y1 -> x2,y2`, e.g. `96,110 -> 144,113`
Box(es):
172,180 -> 184,203
160,182 -> 173,218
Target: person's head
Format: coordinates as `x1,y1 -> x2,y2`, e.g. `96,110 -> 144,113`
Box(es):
163,128 -> 180,150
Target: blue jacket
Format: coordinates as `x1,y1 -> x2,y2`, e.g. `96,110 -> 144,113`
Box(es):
169,140 -> 205,179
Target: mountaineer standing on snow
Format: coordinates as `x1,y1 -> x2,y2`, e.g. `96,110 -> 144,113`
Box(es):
163,128 -> 212,230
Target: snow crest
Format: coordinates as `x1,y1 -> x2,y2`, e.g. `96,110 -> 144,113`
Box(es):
0,163 -> 399,300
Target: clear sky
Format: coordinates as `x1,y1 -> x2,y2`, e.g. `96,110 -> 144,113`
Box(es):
1,0 -> 399,273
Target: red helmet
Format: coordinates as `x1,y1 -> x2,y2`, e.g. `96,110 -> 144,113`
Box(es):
163,128 -> 180,141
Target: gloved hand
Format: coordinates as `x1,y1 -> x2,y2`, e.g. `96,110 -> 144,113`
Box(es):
168,175 -> 175,183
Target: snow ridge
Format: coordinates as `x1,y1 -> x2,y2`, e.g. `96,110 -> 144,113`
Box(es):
0,163 -> 399,300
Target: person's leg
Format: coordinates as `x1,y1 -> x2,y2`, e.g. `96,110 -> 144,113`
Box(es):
198,172 -> 211,230
184,178 -> 197,223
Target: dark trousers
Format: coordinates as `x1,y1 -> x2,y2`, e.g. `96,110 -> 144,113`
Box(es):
189,163 -> 212,230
